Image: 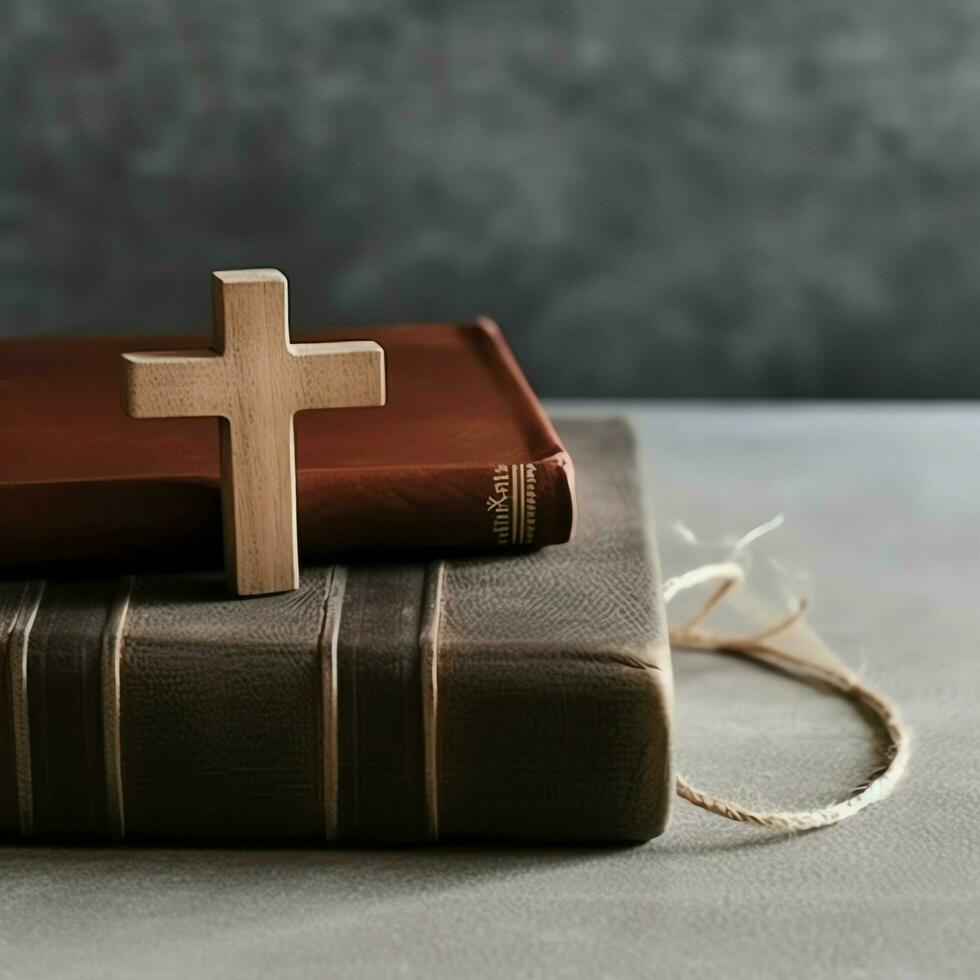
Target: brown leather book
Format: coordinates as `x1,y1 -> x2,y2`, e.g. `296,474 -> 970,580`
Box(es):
0,420 -> 672,844
0,320 -> 575,573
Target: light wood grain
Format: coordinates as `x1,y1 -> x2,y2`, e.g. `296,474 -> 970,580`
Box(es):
122,269 -> 385,595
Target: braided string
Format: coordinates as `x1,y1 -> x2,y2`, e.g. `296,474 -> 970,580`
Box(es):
665,562 -> 910,831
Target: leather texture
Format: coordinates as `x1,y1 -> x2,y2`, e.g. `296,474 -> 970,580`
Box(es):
0,419 -> 671,844
438,421 -> 672,842
0,581 -> 26,836
25,579 -> 116,839
336,563 -> 430,843
120,570 -> 334,840
0,321 -> 574,572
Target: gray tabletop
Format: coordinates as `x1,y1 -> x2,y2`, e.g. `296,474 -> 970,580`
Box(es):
1,404 -> 977,979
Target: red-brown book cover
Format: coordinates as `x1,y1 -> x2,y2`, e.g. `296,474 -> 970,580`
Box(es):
0,319 -> 575,573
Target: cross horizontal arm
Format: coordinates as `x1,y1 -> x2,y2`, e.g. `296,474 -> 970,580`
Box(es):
122,350 -> 229,419
287,341 -> 385,413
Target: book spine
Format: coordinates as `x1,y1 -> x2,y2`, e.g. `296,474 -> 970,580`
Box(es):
0,452 -> 574,574
297,449 -> 576,557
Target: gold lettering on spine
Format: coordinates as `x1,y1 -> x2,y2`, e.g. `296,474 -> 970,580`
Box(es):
511,465 -> 519,544
517,465 -> 522,544
525,463 -> 537,545
487,464 -> 511,545
488,463 -> 539,546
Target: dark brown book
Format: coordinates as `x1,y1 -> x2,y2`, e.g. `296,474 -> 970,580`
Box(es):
0,320 -> 575,573
0,420 -> 672,844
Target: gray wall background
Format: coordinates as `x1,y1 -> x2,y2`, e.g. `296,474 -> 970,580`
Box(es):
3,0 -> 978,397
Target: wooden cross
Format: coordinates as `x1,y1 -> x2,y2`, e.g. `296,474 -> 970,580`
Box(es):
122,269 -> 385,595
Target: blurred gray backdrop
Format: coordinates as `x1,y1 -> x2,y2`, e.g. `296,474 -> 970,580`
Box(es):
3,0 -> 978,397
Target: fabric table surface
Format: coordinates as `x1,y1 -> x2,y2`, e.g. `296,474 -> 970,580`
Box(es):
1,403 -> 976,979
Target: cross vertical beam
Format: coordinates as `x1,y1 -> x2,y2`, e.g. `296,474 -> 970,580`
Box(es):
122,269 -> 385,595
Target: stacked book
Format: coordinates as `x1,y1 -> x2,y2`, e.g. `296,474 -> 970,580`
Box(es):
0,322 -> 672,843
